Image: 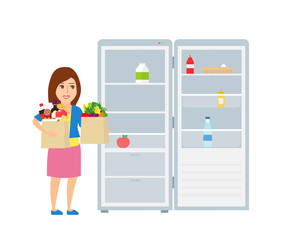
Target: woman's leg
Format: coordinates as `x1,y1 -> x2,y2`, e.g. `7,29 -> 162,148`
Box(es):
50,177 -> 61,211
67,177 -> 77,211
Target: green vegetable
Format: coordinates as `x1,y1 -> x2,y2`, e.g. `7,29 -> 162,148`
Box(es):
84,102 -> 108,117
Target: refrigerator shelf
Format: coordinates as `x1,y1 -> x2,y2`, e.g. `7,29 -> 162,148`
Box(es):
107,134 -> 165,148
105,176 -> 165,179
182,95 -> 241,109
105,178 -> 166,204
181,76 -> 241,95
108,111 -> 165,114
108,113 -> 166,133
182,108 -> 241,129
181,94 -> 242,97
182,129 -> 242,132
105,152 -> 165,176
106,84 -> 165,112
105,83 -> 165,85
182,131 -> 241,148
181,74 -> 242,76
104,148 -> 166,153
109,133 -> 165,136
180,48 -> 242,75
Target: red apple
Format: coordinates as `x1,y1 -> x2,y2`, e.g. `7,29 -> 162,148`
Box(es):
117,135 -> 130,148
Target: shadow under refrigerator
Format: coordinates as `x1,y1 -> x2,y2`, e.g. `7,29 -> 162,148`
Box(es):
98,39 -> 249,212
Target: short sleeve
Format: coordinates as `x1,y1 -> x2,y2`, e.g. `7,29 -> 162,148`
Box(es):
34,113 -> 42,122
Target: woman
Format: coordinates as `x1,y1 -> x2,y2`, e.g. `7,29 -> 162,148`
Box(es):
33,67 -> 82,215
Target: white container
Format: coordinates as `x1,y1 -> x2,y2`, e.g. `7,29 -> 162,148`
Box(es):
136,63 -> 149,83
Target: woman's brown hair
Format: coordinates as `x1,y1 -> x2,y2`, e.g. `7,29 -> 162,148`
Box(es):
48,67 -> 81,105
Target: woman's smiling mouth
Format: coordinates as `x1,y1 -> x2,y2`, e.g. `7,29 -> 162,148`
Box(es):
63,95 -> 70,99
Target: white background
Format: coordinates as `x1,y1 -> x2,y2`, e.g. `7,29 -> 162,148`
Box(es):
0,0 -> 284,239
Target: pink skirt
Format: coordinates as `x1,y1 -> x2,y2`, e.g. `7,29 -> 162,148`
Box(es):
47,145 -> 81,178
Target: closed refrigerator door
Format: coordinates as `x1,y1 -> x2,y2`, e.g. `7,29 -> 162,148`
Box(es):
174,40 -> 249,209
98,40 -> 172,211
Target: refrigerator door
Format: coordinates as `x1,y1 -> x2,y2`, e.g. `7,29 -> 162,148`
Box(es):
98,40 -> 172,211
174,40 -> 249,209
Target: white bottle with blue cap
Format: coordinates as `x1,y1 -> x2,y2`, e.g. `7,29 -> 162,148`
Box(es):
203,116 -> 212,147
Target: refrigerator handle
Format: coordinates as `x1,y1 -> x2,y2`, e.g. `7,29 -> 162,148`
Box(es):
172,56 -> 175,69
172,116 -> 174,129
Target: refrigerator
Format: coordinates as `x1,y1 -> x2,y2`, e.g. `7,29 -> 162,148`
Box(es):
97,39 -> 249,212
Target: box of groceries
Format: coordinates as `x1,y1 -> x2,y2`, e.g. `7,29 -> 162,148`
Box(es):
41,120 -> 69,148
80,102 -> 109,144
40,100 -> 70,148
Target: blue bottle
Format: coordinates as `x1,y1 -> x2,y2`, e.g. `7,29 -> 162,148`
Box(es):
203,116 -> 212,147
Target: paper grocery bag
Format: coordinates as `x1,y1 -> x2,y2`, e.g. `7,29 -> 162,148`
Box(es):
81,117 -> 109,144
41,121 -> 69,148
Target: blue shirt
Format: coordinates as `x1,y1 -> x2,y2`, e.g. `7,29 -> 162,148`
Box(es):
34,105 -> 82,138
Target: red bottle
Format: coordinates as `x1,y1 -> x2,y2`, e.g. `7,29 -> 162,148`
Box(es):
39,103 -> 44,114
186,55 -> 194,74
39,103 -> 45,119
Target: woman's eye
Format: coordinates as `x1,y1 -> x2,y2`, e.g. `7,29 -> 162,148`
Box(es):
70,85 -> 75,89
59,85 -> 64,89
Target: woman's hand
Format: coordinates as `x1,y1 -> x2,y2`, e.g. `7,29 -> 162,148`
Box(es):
47,130 -> 57,137
33,118 -> 57,137
108,129 -> 111,133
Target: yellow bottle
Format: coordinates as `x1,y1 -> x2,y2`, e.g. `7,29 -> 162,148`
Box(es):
217,89 -> 225,108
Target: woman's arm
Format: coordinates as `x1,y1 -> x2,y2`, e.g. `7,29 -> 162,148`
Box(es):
32,118 -> 57,137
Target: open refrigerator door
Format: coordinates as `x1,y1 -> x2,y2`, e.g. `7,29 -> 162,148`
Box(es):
174,40 -> 249,210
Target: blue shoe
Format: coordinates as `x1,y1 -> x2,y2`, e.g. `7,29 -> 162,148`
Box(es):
67,209 -> 79,215
51,210 -> 63,215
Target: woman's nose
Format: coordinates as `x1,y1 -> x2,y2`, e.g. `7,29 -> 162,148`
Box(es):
65,86 -> 69,93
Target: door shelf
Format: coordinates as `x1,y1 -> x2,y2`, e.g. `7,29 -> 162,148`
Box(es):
182,110 -> 241,129
182,131 -> 241,148
181,94 -> 242,97
181,75 -> 242,95
181,74 -> 242,76
180,49 -> 242,74
182,95 -> 241,108
182,129 -> 242,132
182,97 -> 241,129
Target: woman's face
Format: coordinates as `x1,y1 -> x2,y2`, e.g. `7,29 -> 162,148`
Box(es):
56,77 -> 77,105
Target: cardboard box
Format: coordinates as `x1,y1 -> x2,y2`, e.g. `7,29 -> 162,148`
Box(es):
41,121 -> 69,148
81,117 -> 109,144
